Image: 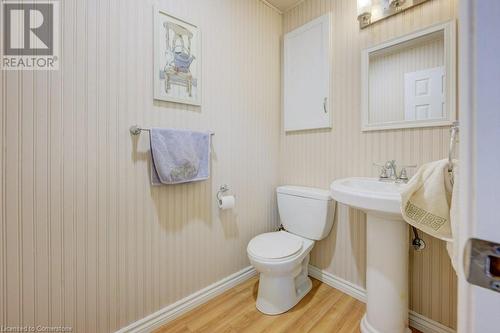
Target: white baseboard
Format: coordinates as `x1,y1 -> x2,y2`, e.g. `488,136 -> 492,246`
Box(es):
308,264 -> 455,333
308,264 -> 367,303
409,311 -> 456,333
115,266 -> 257,333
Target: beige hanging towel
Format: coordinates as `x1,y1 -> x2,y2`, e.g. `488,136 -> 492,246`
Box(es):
400,159 -> 454,242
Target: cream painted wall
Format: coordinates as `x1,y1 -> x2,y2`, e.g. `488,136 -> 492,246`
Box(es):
1,0 -> 460,331
282,0 -> 457,329
0,0 -> 281,332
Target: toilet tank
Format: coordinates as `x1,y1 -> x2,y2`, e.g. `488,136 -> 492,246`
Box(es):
277,186 -> 335,240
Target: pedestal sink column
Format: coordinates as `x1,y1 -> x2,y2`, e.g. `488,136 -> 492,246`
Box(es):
361,214 -> 410,333
330,177 -> 413,333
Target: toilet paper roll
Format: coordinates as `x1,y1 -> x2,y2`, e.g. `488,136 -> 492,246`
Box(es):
218,195 -> 235,209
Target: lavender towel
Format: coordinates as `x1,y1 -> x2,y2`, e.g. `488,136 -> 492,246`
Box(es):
150,128 -> 210,185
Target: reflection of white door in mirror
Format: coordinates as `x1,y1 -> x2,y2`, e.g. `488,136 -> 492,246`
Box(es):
404,66 -> 445,121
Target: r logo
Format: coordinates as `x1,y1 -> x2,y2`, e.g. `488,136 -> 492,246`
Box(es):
3,2 -> 54,55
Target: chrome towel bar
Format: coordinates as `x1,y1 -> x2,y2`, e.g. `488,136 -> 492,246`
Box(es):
129,125 -> 215,136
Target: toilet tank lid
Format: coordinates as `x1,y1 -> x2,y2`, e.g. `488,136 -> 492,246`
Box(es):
277,186 -> 332,201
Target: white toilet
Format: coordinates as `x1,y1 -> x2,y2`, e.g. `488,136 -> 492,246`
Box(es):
247,186 -> 335,315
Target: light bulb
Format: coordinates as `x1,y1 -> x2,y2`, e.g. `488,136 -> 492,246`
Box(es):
357,0 -> 372,16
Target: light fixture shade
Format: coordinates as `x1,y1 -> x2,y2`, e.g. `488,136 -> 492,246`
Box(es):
357,0 -> 372,16
389,0 -> 406,8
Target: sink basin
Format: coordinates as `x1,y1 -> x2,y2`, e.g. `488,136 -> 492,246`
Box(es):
330,177 -> 404,218
331,177 -> 411,333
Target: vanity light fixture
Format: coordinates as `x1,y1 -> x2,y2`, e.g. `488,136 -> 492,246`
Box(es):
357,0 -> 372,28
389,0 -> 406,9
357,0 -> 430,29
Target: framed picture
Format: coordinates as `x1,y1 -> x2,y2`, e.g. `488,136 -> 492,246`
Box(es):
154,7 -> 201,106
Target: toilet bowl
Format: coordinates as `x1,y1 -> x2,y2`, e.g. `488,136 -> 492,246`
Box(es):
247,231 -> 314,314
247,186 -> 335,315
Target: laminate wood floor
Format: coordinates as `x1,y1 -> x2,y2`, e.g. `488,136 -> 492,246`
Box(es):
154,276 -> 421,333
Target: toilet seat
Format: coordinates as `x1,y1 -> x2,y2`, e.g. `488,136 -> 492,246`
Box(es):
247,231 -> 303,260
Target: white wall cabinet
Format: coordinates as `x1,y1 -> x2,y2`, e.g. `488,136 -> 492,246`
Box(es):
283,14 -> 331,132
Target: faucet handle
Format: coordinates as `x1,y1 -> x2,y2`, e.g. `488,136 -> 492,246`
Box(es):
397,165 -> 417,183
373,162 -> 389,179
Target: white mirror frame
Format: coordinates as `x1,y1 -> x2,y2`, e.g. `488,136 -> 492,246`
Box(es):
361,20 -> 456,132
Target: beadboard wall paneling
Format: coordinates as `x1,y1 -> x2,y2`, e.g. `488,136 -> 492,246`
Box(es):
0,0 -> 281,332
282,0 -> 457,329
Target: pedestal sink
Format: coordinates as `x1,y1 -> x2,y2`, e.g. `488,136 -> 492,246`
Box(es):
330,177 -> 410,333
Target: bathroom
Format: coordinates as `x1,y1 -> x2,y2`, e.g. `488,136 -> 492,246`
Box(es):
1,0 -> 499,332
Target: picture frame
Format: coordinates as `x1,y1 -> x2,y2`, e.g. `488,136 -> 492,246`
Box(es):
154,7 -> 201,106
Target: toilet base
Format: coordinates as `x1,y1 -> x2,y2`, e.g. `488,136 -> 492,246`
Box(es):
255,254 -> 311,315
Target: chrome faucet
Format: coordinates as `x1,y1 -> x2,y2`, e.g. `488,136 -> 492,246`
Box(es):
373,160 -> 416,183
385,160 -> 397,180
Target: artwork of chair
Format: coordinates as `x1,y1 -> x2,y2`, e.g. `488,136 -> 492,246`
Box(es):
154,8 -> 201,105
163,21 -> 197,97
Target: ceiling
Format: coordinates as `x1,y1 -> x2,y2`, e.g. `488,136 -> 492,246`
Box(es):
265,0 -> 304,12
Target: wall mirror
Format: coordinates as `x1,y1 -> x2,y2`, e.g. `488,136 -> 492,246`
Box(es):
361,21 -> 456,131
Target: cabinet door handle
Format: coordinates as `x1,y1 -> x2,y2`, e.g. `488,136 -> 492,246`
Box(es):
323,97 -> 328,113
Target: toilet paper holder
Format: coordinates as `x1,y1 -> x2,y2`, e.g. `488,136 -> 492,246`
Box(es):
217,184 -> 230,205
